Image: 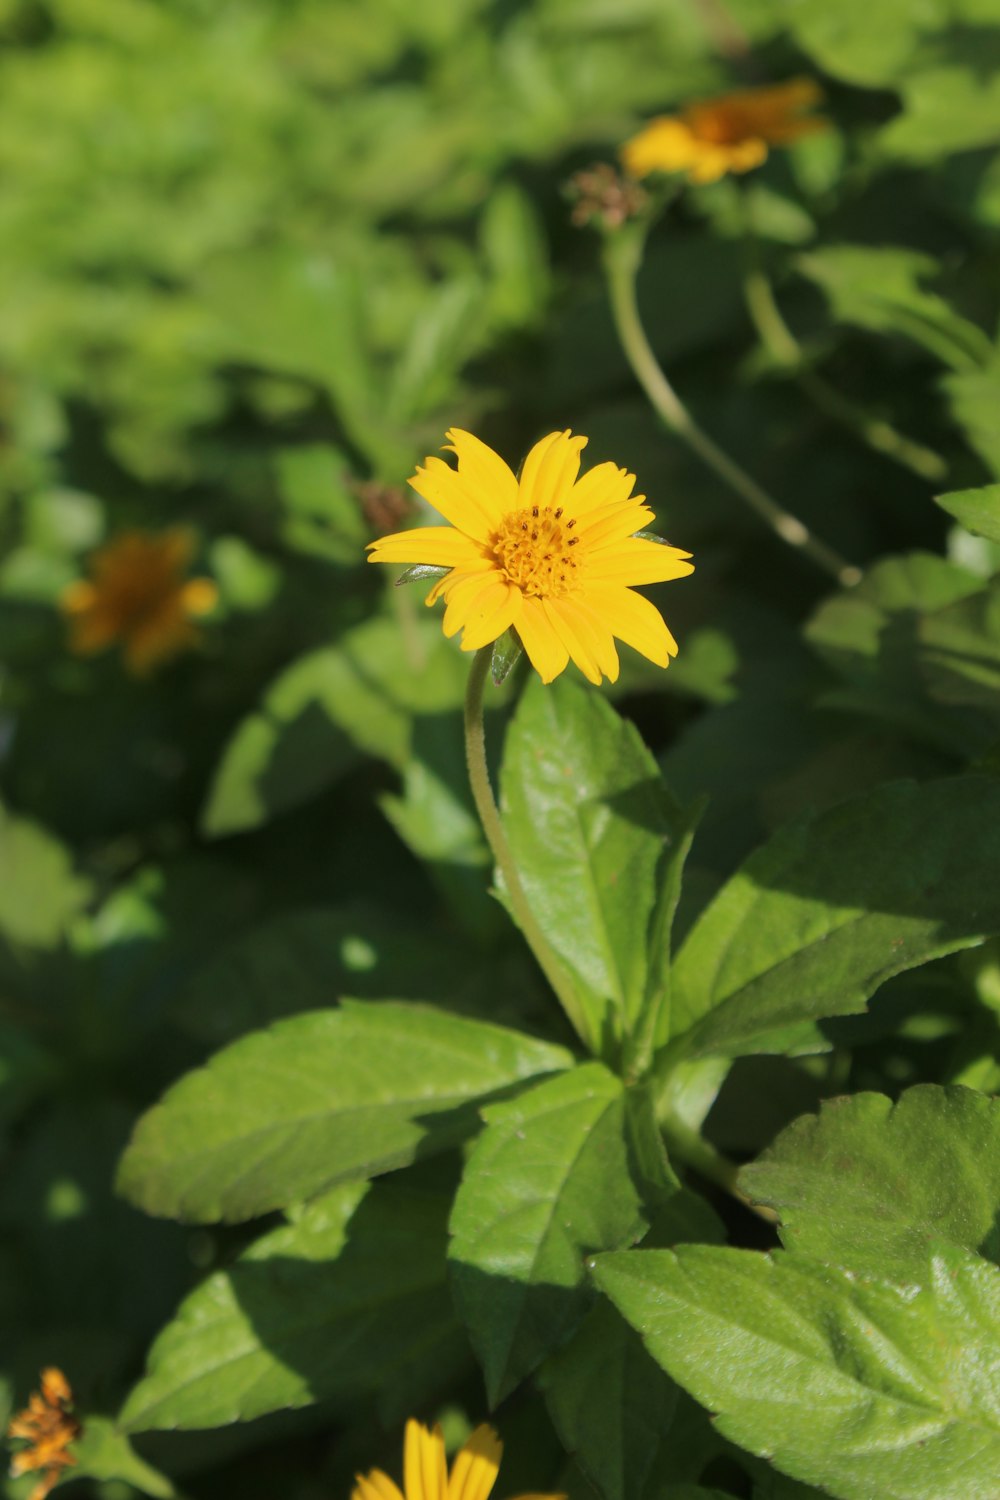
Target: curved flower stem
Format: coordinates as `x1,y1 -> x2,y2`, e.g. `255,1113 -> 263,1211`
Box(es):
742,263 -> 947,484
464,648 -> 594,1050
603,227 -> 862,589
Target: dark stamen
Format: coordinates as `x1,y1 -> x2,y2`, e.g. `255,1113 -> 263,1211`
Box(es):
568,537 -> 579,546
532,506 -> 539,518
521,521 -> 528,531
554,507 -> 563,519
567,518 -> 576,529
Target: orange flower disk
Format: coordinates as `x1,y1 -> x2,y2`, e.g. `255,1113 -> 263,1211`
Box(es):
621,78 -> 828,184
367,429 -> 693,685
61,528 -> 217,675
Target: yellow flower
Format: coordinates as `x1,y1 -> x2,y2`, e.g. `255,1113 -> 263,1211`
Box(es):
353,1419 -> 561,1500
61,528 -> 218,675
367,429 -> 693,685
7,1368 -> 80,1500
621,78 -> 828,185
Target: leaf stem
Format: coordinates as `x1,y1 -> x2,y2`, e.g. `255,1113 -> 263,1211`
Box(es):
602,227 -> 862,589
660,1110 -> 779,1225
464,648 -> 594,1050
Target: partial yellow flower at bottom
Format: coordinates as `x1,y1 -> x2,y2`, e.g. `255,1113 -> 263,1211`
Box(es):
621,78 -> 828,185
353,1419 -> 562,1500
61,528 -> 218,675
367,429 -> 693,686
7,1368 -> 81,1500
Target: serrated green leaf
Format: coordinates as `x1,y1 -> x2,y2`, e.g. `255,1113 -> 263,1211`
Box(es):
117,1001 -> 572,1224
595,1242 -> 1000,1500
120,1167 -> 468,1433
449,1062 -> 646,1403
739,1084 -> 1000,1279
501,676 -> 681,1054
667,776 -> 1000,1061
936,484 -> 1000,544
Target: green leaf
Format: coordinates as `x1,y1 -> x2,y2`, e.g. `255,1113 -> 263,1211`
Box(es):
595,1242 -> 1000,1500
741,1084 -> 1000,1280
202,616 -> 467,836
935,484 -> 1000,544
491,627 -> 522,686
501,677 -> 681,1054
917,576 -> 1000,714
946,358 -> 1000,479
537,1299 -> 680,1500
275,444 -> 368,565
449,1062 -> 647,1403
0,804 -> 91,950
668,776 -> 1000,1061
481,181 -> 551,329
796,245 -> 991,371
879,67 -> 1000,161
120,1166 -> 468,1433
71,1417 -> 175,1498
805,552 -> 989,755
117,1001 -> 572,1224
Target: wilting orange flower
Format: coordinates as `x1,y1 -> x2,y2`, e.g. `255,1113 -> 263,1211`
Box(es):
353,1419 -> 562,1500
61,528 -> 217,674
621,78 -> 827,184
367,429 -> 693,685
7,1369 -> 80,1500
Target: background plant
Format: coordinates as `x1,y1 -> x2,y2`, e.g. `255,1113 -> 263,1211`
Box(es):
3,2 -> 1000,1500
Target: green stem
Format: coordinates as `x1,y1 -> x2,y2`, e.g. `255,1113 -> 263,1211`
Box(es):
660,1111 -> 779,1225
464,648 -> 594,1050
743,265 -> 947,483
603,227 -> 862,589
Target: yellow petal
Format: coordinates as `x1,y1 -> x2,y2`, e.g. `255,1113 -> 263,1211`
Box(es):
515,597 -> 569,683
620,118 -> 699,179
441,572 -> 502,639
574,503 -> 655,549
566,462 -> 637,518
353,1471 -> 406,1500
182,578 -> 218,616
446,1426 -> 503,1500
588,584 -> 678,665
541,598 -> 602,685
518,431 -> 587,514
586,539 -> 694,586
551,596 -> 620,683
460,581 -> 523,652
404,1422 -> 448,1500
367,527 -> 485,567
444,429 -> 519,514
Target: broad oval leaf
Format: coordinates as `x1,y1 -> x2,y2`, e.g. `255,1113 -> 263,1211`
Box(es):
501,676 -> 681,1054
120,1166 -> 469,1433
668,775 -> 1000,1060
449,1062 -> 647,1404
739,1084 -> 1000,1280
117,1001 -> 572,1223
935,483 -> 1000,545
595,1242 -> 1000,1500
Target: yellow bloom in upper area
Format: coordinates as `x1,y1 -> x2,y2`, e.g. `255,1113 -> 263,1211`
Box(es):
353,1419 -> 562,1500
61,528 -> 218,675
367,429 -> 693,685
621,78 -> 828,185
7,1368 -> 81,1500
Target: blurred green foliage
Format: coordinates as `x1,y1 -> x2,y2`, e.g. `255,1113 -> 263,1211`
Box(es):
3,0 -> 1000,1498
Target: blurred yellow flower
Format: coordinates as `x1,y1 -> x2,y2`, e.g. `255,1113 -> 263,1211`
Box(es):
353,1419 -> 562,1500
621,78 -> 827,185
61,528 -> 217,675
367,429 -> 692,685
7,1368 -> 80,1500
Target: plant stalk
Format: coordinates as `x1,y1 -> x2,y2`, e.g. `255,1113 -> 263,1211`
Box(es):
464,648 -> 594,1050
603,227 -> 862,589
661,1111 -> 779,1225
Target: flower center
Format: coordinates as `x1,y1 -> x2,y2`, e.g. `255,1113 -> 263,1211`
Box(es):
492,504 -> 580,598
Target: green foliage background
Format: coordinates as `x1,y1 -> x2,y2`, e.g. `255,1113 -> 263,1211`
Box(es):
3,1 -> 1000,1499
